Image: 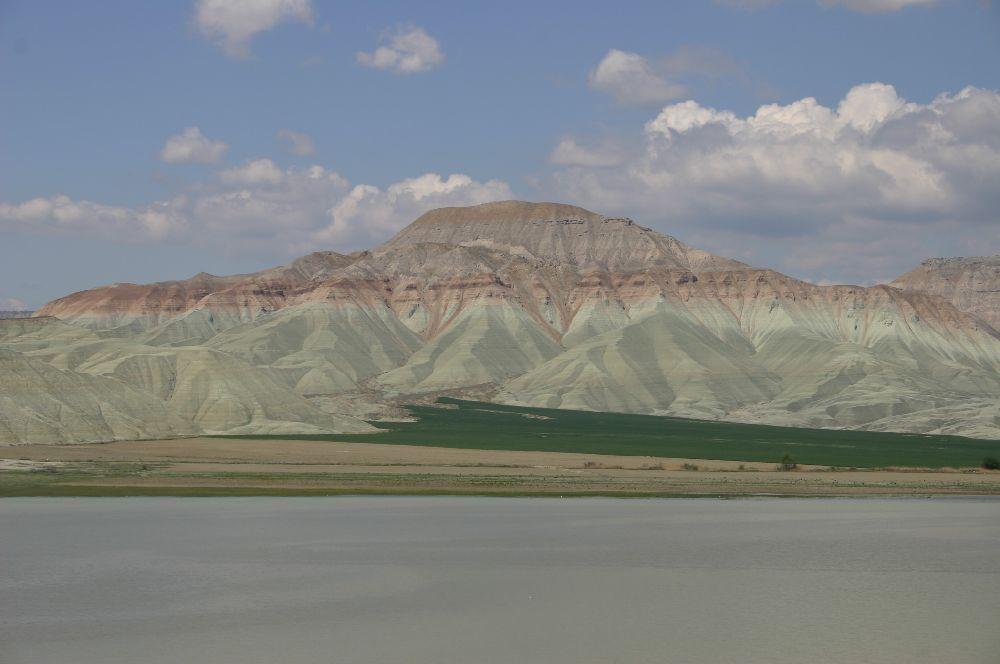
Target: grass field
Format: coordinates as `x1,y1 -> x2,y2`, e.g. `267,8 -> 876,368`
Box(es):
224,398 -> 1000,469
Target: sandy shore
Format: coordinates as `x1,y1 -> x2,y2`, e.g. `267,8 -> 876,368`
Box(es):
2,437 -> 999,497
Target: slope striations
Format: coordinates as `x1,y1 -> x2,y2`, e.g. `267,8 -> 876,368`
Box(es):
0,348 -> 196,444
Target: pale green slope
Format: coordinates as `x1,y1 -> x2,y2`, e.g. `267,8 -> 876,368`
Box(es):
377,301 -> 562,394
0,315 -> 376,439
499,293 -> 1000,435
0,348 -> 196,444
207,303 -> 423,395
498,305 -> 778,418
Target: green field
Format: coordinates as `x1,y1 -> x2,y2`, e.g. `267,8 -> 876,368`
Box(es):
226,398 -> 1000,469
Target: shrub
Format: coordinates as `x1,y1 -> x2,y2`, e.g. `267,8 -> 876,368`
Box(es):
779,454 -> 797,471
982,457 -> 1000,470
681,463 -> 699,471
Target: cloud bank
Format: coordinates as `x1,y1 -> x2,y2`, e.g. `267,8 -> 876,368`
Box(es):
545,83 -> 1000,283
0,165 -> 511,257
3,79 -> 995,286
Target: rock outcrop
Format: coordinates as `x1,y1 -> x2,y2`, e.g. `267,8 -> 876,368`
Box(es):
892,255 -> 1000,330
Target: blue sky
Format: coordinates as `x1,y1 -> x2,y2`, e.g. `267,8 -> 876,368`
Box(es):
1,0 -> 999,308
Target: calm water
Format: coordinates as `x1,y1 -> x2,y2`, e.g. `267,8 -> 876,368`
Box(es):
1,497 -> 998,664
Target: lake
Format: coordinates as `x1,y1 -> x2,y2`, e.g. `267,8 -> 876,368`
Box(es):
1,497 -> 998,663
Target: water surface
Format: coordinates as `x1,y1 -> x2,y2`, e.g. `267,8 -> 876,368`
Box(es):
2,497 -> 998,663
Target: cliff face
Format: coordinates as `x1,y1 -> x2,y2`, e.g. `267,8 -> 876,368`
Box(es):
891,255 -> 1000,331
8,201 -> 1000,443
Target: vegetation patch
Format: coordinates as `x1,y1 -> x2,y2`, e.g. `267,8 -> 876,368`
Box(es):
218,398 -> 1000,469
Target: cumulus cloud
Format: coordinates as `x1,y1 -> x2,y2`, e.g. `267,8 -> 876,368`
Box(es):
277,129 -> 316,156
543,83 -> 1000,283
219,158 -> 286,186
588,46 -> 754,106
194,0 -> 314,59
588,49 -> 686,105
356,25 -> 444,74
159,127 -> 229,164
0,163 -> 511,257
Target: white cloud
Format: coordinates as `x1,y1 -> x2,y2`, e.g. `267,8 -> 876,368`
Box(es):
0,195 -> 188,242
194,0 -> 314,59
219,158 -> 286,185
317,173 -> 512,248
542,83 -> 1000,283
836,82 -> 909,131
356,25 -> 444,74
277,129 -> 316,156
588,46 -> 756,106
588,49 -> 685,106
159,127 -> 229,164
1,164 -> 511,258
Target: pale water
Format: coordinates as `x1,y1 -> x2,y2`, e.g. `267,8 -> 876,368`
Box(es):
1,497 -> 998,664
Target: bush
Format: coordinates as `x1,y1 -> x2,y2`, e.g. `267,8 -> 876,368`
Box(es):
681,463 -> 699,471
779,454 -> 797,471
982,457 -> 1000,470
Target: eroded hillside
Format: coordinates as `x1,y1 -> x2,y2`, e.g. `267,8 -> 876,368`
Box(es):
4,201 -> 999,444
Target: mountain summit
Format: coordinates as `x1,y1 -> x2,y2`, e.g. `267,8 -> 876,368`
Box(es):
4,201 -> 998,444
383,201 -> 746,272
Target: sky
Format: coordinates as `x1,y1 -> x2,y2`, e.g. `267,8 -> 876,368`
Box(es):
1,0 -> 999,309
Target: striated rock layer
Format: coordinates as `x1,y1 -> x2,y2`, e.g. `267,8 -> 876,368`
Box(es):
6,201 -> 999,443
892,255 -> 1000,331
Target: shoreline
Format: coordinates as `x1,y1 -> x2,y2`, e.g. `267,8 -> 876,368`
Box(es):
3,437 -> 999,498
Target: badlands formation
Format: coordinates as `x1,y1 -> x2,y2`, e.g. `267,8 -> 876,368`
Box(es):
892,255 -> 1000,331
2,201 -> 999,444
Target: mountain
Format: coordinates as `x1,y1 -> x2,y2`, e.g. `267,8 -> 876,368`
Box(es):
4,201 -> 998,444
891,255 -> 1000,331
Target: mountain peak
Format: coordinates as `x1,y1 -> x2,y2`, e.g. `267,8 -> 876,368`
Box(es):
383,200 -> 746,273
